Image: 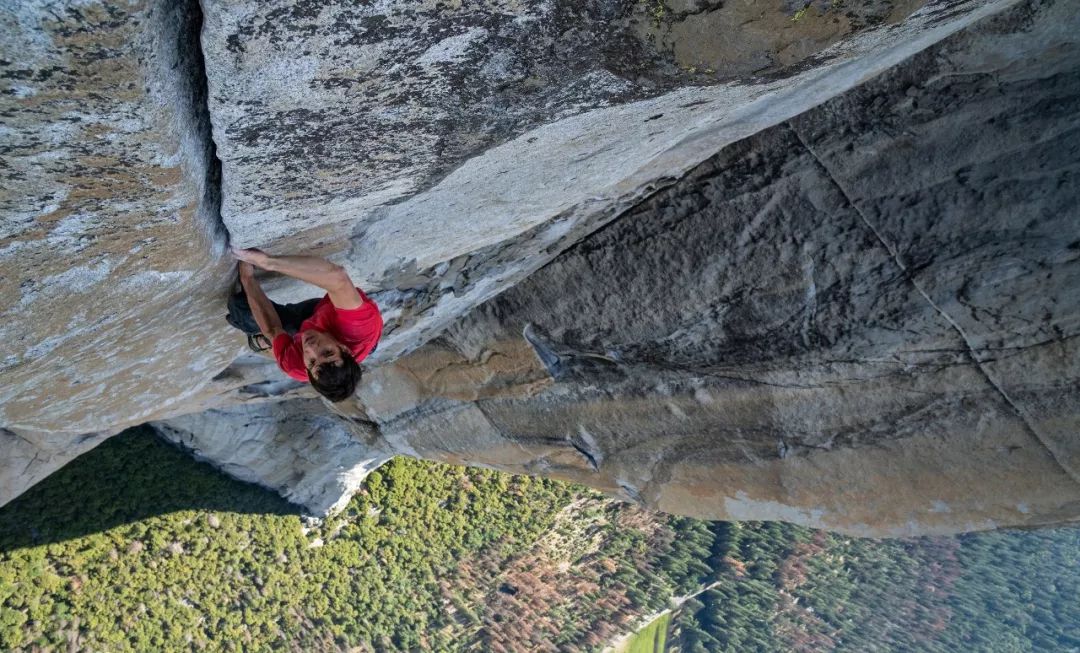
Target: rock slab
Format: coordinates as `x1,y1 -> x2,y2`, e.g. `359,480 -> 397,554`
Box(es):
354,0 -> 1080,536
153,400 -> 388,515
0,0 -> 238,502
2,0 -> 1078,536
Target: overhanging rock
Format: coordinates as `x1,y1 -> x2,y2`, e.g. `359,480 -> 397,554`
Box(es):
352,0 -> 1080,536
203,0 -> 1018,361
2,0 -> 1078,537
153,400 -> 388,516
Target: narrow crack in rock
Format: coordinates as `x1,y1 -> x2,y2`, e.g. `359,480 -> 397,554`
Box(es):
166,0 -> 231,254
790,123 -> 1080,487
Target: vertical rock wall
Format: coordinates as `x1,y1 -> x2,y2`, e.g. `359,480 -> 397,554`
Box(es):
2,0 -> 1078,536
0,0 -> 238,502
201,0 -> 1015,362
354,0 -> 1080,536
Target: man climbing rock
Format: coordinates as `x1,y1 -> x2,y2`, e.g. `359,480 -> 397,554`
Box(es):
225,248 -> 382,402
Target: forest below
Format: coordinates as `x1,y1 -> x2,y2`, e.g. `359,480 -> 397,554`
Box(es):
1,428 -> 1077,652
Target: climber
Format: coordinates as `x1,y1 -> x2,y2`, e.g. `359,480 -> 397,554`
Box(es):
225,247 -> 382,402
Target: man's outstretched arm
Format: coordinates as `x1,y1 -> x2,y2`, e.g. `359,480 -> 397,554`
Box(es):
233,248 -> 363,310
239,262 -> 285,340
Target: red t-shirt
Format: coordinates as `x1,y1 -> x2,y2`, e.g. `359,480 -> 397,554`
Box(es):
272,289 -> 383,382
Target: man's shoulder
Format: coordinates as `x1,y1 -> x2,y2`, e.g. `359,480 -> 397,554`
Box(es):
330,291 -> 381,323
271,331 -> 295,352
271,332 -> 308,381
328,288 -> 375,311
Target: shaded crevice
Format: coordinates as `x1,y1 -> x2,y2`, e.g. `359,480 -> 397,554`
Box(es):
568,437 -> 601,472
158,0 -> 230,255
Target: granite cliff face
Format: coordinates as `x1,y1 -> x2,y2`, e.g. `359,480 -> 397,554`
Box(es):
2,0 -> 1078,536
1,0 -> 237,500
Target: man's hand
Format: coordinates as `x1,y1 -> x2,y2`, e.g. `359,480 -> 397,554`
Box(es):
232,247 -> 273,270
232,248 -> 364,310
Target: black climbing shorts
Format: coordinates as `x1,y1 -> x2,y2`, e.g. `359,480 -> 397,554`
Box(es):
225,290 -> 322,337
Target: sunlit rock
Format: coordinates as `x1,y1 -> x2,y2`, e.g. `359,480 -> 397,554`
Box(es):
1,0 -> 1077,535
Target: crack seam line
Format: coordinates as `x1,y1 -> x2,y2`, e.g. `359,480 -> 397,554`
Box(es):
471,402 -> 537,460
789,123 -> 1080,486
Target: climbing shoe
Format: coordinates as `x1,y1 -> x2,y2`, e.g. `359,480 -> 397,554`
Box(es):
247,333 -> 272,353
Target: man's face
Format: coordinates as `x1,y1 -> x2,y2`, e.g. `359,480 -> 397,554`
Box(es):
301,329 -> 345,378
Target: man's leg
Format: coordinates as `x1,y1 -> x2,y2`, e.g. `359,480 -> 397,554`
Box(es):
225,290 -> 320,336
225,290 -> 262,335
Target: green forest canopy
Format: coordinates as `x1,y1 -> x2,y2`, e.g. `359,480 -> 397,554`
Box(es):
1,428 -> 1077,652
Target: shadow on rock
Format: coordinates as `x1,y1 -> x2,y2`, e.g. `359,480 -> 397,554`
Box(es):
0,427 -> 300,554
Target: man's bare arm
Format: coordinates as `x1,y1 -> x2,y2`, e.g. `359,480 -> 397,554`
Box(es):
239,262 -> 285,340
233,248 -> 363,309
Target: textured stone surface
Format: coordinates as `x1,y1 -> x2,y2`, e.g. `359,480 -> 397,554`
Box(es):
0,0 -> 236,437
788,4 -> 1080,482
203,0 -> 1010,362
0,0 -> 243,505
2,0 -> 1078,535
350,0 -> 1080,535
153,400 -> 388,515
0,426 -> 113,509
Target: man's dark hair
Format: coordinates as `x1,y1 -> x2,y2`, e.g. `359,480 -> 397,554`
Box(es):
309,350 -> 362,402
